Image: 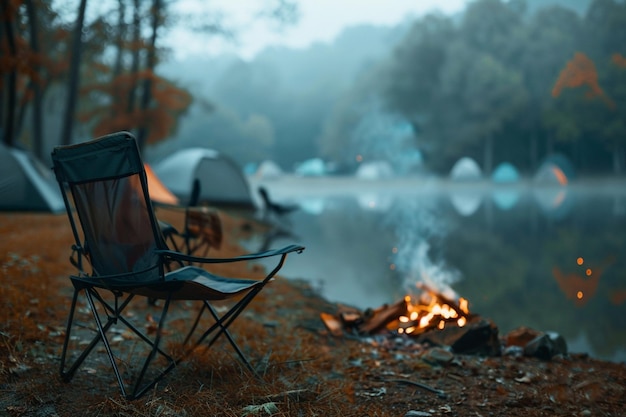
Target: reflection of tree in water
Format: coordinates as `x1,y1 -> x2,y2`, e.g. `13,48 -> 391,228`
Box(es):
541,226 -> 626,360
552,256 -> 614,307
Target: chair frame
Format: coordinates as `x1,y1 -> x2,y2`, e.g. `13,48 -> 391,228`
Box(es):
52,132 -> 304,399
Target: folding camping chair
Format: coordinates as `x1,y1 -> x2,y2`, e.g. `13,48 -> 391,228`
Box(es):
52,131 -> 304,400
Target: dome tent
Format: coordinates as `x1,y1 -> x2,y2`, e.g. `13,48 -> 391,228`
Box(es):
492,162 -> 520,183
255,160 -> 283,179
450,157 -> 482,181
295,158 -> 326,176
355,161 -> 394,179
534,154 -> 575,186
0,143 -> 64,213
144,163 -> 179,206
153,148 -> 255,211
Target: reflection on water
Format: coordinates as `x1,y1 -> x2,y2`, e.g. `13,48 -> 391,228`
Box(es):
248,178 -> 626,363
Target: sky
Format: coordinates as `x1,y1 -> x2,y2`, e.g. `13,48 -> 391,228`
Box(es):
168,0 -> 469,60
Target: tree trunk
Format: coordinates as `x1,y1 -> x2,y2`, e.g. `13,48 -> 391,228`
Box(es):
111,0 -> 126,118
546,135 -> 554,155
483,134 -> 493,176
136,0 -> 161,150
529,132 -> 538,174
60,0 -> 88,146
1,0 -> 17,146
126,0 -> 141,115
25,0 -> 44,158
614,141 -> 625,176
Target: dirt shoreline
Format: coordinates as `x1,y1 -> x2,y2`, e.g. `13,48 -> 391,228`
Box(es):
1,211 -> 624,416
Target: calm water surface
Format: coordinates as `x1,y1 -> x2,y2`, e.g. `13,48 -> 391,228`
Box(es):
248,177 -> 626,363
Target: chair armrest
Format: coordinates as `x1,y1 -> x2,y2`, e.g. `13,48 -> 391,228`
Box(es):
155,244 -> 305,264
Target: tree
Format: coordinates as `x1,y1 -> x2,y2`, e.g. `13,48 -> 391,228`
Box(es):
59,0 -> 87,146
1,0 -> 18,146
1,0 -> 76,156
519,5 -> 583,169
136,0 -> 162,150
23,0 -> 43,158
437,43 -> 528,175
381,1 -> 528,174
551,51 -> 626,175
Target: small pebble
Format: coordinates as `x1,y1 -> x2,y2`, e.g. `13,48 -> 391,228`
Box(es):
404,411 -> 432,417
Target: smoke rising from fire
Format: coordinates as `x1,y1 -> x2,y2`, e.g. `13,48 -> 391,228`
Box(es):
385,194 -> 461,300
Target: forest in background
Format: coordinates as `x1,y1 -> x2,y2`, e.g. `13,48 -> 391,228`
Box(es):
151,0 -> 626,177
0,0 -> 295,158
2,0 -> 626,178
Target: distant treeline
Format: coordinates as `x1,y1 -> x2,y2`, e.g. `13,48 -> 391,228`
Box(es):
159,0 -> 623,178
323,0 -> 626,176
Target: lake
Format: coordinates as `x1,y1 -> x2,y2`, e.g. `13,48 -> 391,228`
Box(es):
247,176 -> 626,363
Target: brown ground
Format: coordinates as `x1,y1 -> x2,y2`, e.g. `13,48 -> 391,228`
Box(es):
0,210 -> 624,417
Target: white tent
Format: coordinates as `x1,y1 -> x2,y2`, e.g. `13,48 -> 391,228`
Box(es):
295,158 -> 326,176
153,148 -> 256,210
0,144 -> 64,213
450,157 -> 482,181
255,160 -> 283,179
355,161 -> 394,180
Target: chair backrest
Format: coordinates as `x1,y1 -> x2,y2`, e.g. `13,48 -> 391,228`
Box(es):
52,132 -> 165,284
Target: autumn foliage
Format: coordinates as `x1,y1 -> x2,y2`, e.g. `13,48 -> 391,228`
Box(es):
80,71 -> 193,145
1,0 -> 192,150
612,53 -> 626,69
552,52 -> 615,109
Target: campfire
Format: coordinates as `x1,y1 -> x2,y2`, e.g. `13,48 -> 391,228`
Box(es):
397,287 -> 470,336
321,284 -> 472,336
321,284 -> 501,356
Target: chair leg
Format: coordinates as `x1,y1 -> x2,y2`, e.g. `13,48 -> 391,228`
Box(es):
60,288 -> 95,381
131,295 -> 172,398
84,287 -> 130,398
186,255 -> 290,375
205,303 -> 257,375
60,286 -> 181,400
192,286 -> 270,375
60,288 -> 121,382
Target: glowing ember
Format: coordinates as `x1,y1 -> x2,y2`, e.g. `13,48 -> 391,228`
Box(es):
395,289 -> 472,336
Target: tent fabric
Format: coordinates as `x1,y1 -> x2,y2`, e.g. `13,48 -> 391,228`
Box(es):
355,161 -> 394,179
255,160 -> 283,179
450,157 -> 482,181
534,162 -> 568,185
0,144 -> 64,213
492,162 -> 520,183
144,163 -> 179,206
153,148 -> 255,210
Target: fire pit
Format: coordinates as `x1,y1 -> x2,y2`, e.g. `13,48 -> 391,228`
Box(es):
321,284 -> 564,359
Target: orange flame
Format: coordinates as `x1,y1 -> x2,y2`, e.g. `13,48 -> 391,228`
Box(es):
396,291 -> 471,335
